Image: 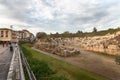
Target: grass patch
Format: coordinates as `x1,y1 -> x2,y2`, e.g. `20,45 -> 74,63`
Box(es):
23,65 -> 30,80
20,43 -> 111,80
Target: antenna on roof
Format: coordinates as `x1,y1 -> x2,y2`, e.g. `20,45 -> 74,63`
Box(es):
10,25 -> 13,30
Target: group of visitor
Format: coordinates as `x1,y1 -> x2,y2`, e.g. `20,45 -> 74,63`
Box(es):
0,41 -> 16,52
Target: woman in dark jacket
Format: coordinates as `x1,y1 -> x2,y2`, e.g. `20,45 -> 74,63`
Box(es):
9,43 -> 13,52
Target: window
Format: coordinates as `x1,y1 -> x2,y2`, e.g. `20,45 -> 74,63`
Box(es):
1,31 -> 3,37
6,31 -> 8,37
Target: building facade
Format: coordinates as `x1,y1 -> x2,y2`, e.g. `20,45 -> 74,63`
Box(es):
22,30 -> 32,41
0,28 -> 18,43
0,28 -> 12,42
0,28 -> 34,43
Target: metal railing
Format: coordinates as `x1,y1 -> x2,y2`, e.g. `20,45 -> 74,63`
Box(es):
7,45 -> 36,80
20,48 -> 37,80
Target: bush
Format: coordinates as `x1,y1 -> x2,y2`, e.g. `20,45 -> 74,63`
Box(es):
115,55 -> 120,65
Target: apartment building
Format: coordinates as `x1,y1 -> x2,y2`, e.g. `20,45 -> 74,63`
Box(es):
22,30 -> 32,41
0,28 -> 18,43
0,28 -> 35,43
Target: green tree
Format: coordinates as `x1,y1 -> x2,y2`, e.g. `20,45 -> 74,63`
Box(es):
93,27 -> 97,32
62,31 -> 70,37
36,32 -> 47,39
76,30 -> 83,34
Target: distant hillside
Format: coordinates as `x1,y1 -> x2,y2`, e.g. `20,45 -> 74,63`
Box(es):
37,28 -> 120,38
76,28 -> 120,37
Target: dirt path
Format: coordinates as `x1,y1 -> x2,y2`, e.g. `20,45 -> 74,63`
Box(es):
33,47 -> 120,80
0,46 -> 13,80
65,49 -> 120,80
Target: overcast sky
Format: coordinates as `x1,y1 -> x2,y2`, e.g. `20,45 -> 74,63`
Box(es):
0,0 -> 120,34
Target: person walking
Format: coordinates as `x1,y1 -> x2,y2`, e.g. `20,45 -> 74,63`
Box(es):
9,43 -> 13,52
2,42 -> 4,47
6,41 -> 8,47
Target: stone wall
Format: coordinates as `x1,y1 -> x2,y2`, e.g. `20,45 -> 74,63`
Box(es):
85,45 -> 120,55
72,31 -> 120,55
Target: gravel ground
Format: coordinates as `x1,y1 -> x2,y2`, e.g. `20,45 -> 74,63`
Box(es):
0,46 -> 13,80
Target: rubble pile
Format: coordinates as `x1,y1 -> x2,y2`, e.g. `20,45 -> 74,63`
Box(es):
34,38 -> 80,57
34,31 -> 120,56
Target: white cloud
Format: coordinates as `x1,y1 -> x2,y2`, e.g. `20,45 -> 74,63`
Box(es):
30,0 -> 54,20
0,17 -> 28,27
0,0 -> 120,34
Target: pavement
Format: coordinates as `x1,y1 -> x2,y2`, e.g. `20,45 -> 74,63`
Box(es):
7,44 -> 25,80
0,45 -> 13,80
